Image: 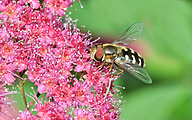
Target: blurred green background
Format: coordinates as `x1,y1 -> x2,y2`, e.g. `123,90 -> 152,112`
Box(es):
70,0 -> 192,119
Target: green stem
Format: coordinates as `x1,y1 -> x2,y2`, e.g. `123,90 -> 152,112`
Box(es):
18,71 -> 28,110
19,78 -> 28,109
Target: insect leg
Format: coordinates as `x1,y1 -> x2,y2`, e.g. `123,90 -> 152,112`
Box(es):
96,62 -> 104,70
105,63 -> 113,75
113,62 -> 124,76
103,63 -> 113,101
104,78 -> 112,102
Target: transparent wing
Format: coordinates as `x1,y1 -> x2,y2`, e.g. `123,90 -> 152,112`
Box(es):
112,22 -> 143,45
115,62 -> 152,84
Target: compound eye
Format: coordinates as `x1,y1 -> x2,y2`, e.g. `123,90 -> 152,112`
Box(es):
95,47 -> 103,61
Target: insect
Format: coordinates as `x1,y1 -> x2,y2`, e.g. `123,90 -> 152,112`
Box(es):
90,22 -> 152,84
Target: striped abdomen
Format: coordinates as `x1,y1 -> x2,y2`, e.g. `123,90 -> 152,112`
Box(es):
117,47 -> 145,67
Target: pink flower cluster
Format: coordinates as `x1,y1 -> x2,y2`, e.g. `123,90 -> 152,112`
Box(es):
0,83 -> 17,119
0,0 -> 123,119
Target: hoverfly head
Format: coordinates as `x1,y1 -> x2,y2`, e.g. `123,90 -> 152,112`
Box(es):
91,43 -> 104,62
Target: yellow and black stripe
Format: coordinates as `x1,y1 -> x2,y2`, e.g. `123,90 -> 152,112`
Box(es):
121,48 -> 145,67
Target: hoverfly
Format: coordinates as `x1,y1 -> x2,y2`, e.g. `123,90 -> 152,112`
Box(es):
90,23 -> 152,84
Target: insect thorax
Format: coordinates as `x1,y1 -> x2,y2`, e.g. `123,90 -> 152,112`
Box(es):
102,44 -> 118,62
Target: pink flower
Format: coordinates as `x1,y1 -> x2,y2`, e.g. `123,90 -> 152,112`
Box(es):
1,41 -> 15,56
26,71 -> 34,82
0,3 -> 23,22
15,59 -> 28,72
0,27 -> 9,43
4,73 -> 15,84
35,102 -> 70,119
0,84 -> 17,118
0,0 -> 123,119
74,109 -> 94,120
20,0 -> 40,9
44,0 -> 74,16
0,62 -> 16,84
37,84 -> 47,94
74,64 -> 85,72
18,110 -> 38,120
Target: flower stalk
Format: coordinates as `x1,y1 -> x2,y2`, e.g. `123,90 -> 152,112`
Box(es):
18,75 -> 28,110
17,70 -> 28,110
